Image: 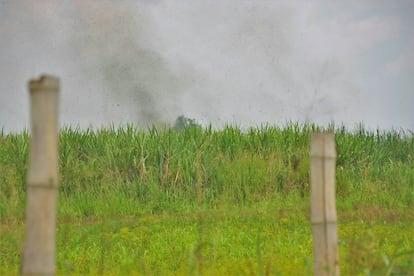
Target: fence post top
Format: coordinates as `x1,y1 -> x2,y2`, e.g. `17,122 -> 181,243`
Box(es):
310,132 -> 336,158
29,75 -> 59,92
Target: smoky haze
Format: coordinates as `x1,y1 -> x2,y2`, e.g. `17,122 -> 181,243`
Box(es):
68,2 -> 190,125
0,1 -> 413,132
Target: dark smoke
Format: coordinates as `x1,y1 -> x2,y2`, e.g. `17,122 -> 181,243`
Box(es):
69,1 -> 190,126
0,1 -> 412,131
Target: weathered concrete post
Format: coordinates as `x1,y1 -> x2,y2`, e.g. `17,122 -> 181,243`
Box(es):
310,132 -> 340,276
21,75 -> 59,275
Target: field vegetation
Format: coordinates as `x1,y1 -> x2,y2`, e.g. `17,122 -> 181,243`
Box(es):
1,123 -> 413,275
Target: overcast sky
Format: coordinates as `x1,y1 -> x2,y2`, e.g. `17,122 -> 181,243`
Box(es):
1,0 -> 413,132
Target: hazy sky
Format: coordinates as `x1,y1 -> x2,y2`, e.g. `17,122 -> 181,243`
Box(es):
1,0 -> 413,132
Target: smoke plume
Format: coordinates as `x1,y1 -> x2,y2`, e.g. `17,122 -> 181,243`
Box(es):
68,1 -> 191,126
0,1 -> 412,131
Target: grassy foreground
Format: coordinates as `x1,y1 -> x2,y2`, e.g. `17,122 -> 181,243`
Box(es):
1,124 -> 413,275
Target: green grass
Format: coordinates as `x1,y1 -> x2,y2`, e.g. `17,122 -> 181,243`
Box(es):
1,124 -> 413,275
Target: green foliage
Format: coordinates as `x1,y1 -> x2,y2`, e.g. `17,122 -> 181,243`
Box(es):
0,123 -> 413,274
173,115 -> 201,131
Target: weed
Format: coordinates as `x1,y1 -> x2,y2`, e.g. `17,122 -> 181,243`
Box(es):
0,124 -> 413,274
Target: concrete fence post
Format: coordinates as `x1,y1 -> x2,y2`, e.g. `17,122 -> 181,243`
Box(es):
310,132 -> 340,276
21,75 -> 60,275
